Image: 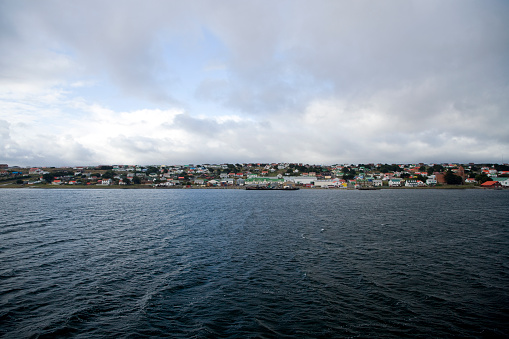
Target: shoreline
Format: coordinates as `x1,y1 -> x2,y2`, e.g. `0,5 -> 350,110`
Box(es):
0,184 -> 487,190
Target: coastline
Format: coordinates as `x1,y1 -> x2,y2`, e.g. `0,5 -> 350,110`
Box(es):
0,184 -> 485,190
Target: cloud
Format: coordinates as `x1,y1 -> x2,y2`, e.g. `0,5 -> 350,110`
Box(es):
0,0 -> 508,166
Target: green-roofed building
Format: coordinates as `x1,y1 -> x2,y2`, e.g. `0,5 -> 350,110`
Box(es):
245,177 -> 284,185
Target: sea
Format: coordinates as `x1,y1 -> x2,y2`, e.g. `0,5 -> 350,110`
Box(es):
1,188 -> 508,338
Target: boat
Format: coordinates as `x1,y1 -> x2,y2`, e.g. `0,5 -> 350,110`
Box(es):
245,185 -> 299,190
357,187 -> 380,190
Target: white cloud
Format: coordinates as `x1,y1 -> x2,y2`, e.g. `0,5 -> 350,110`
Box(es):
0,0 -> 508,166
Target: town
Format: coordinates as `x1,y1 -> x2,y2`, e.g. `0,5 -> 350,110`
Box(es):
1,162 -> 508,189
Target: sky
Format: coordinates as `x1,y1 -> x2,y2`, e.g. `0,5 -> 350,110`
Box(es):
1,0 -> 508,167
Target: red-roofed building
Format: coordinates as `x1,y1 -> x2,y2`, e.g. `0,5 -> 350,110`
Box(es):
481,181 -> 502,188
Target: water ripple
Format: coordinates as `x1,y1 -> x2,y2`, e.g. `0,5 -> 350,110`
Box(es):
0,189 -> 508,338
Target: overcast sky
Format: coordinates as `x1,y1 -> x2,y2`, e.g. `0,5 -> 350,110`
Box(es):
1,0 -> 508,167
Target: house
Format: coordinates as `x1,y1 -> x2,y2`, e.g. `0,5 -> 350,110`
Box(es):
336,179 -> 348,188
207,180 -> 219,186
372,179 -> 383,187
29,168 -> 43,174
389,178 -> 402,187
494,177 -> 509,187
100,179 -> 112,185
404,179 -> 426,187
194,179 -> 206,185
426,178 -> 438,186
292,176 -> 317,185
405,180 -> 418,187
465,178 -> 476,184
245,177 -> 284,185
480,181 -> 502,188
435,172 -> 446,184
220,178 -> 235,186
314,179 -> 338,188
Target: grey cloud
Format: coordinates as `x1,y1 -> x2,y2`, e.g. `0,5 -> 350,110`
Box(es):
0,120 -> 97,166
213,1 -> 509,118
1,0 -> 508,165
4,1 -> 508,113
169,113 -> 268,139
0,120 -> 24,163
1,1 -> 195,103
171,113 -> 221,137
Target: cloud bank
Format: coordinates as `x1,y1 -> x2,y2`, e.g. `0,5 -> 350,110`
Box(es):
1,0 -> 508,166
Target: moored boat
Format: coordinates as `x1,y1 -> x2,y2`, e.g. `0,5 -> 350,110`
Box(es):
245,185 -> 299,190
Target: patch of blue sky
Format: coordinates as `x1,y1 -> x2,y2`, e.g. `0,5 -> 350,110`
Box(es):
61,26 -> 233,116
156,26 -> 230,113
64,75 -> 161,114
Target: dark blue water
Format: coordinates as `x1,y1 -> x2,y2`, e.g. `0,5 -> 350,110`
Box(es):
1,188 -> 508,338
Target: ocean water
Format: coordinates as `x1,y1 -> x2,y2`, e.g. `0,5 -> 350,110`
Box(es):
1,188 -> 508,338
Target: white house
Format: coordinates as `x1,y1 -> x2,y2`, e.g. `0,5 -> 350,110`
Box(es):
292,176 -> 317,185
314,179 -> 340,188
426,178 -> 437,186
389,179 -> 402,187
100,179 -> 112,185
207,180 -> 219,186
220,178 -> 235,186
405,179 -> 419,187
496,178 -> 509,187
29,168 -> 43,174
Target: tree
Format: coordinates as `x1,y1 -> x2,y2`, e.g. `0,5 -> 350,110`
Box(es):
16,179 -> 24,184
378,164 -> 400,173
495,164 -> 509,172
342,167 -> 355,180
145,166 -> 159,175
343,173 -> 355,180
444,170 -> 462,185
416,174 -> 427,182
132,176 -> 141,185
428,164 -> 444,175
475,173 -> 490,184
102,170 -> 116,179
42,173 -> 54,183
